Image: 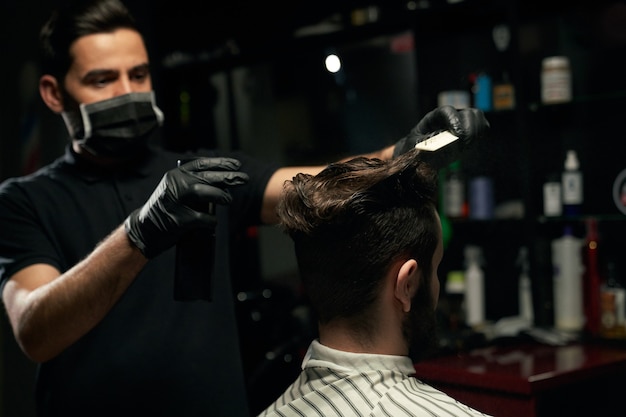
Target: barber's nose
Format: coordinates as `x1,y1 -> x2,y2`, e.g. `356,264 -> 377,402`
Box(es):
114,78 -> 133,95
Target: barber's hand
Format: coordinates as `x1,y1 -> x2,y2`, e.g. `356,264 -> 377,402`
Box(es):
124,157 -> 249,259
393,105 -> 490,168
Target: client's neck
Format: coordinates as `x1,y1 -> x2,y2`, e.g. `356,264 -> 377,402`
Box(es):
318,319 -> 408,356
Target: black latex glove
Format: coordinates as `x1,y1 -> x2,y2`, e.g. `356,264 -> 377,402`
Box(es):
393,105 -> 490,168
124,157 -> 249,259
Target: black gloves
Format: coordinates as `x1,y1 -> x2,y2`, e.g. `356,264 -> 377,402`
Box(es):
125,157 -> 249,259
393,105 -> 490,169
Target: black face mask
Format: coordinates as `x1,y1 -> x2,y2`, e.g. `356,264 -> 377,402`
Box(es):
62,91 -> 164,158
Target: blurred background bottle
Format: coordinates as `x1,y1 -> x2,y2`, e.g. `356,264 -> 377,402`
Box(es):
469,176 -> 494,220
443,161 -> 466,219
543,173 -> 562,217
552,225 -> 584,332
517,246 -> 534,324
464,245 -> 485,329
541,56 -> 572,104
562,150 -> 583,216
600,262 -> 626,339
583,218 -> 601,336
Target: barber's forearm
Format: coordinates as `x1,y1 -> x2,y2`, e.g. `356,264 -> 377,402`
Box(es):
261,167 -> 322,224
7,226 -> 147,362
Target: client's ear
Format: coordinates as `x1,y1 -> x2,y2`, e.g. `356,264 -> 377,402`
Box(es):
395,259 -> 419,313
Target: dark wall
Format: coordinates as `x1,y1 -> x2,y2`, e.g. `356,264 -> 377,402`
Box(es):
1,3 -> 53,415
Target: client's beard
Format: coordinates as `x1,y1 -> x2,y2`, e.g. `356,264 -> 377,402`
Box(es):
404,283 -> 438,363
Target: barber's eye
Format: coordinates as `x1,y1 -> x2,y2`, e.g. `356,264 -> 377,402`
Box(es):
85,73 -> 115,88
93,78 -> 111,87
130,69 -> 149,82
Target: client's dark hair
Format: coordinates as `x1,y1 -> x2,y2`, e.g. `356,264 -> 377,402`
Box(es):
277,148 -> 440,330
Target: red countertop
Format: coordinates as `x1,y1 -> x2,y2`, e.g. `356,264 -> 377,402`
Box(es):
414,342 -> 626,395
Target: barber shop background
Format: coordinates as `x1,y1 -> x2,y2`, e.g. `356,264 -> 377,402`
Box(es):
3,0 -> 626,416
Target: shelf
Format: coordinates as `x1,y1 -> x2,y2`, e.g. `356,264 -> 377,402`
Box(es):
538,214 -> 626,223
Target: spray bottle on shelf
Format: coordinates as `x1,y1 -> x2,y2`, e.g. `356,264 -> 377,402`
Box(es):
464,245 -> 485,329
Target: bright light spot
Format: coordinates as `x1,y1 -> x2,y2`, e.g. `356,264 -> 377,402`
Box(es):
325,54 -> 341,73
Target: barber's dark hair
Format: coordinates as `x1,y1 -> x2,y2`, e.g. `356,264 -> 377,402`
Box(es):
278,149 -> 440,329
40,0 -> 138,79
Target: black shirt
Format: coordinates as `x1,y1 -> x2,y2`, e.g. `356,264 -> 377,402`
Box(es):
0,144 -> 278,416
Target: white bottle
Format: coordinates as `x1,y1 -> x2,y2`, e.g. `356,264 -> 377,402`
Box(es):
517,246 -> 534,324
552,226 -> 585,332
543,174 -> 562,217
464,245 -> 485,328
562,150 -> 583,216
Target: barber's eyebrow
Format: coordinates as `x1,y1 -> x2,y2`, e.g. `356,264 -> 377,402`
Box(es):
81,63 -> 150,84
130,63 -> 150,73
82,68 -> 118,80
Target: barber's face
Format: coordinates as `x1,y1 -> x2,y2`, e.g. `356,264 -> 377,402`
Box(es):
62,28 -> 152,107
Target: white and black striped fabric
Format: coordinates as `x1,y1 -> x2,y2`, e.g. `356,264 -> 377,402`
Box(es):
258,340 -> 493,417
